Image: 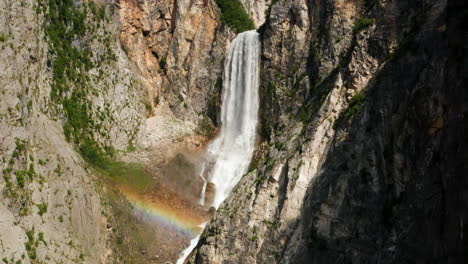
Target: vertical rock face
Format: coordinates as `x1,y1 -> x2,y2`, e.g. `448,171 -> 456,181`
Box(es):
189,0 -> 467,263
1,0 -> 465,263
0,0 -> 238,262
0,0 -> 145,263
120,0 -> 235,122
0,0 -> 143,263
238,0 -> 270,27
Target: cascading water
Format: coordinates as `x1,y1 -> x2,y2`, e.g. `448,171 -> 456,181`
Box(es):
176,30 -> 260,263
198,164 -> 207,206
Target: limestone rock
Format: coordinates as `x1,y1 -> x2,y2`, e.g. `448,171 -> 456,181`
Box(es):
188,0 -> 467,263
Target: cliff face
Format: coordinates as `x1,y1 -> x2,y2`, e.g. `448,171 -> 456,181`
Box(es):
0,0 -> 229,263
0,0 -> 146,262
120,0 -> 234,123
189,0 -> 467,263
238,0 -> 270,27
1,0 -> 466,263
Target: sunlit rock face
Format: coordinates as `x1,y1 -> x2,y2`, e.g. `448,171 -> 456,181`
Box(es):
0,0 -> 145,262
1,0 -> 466,263
238,0 -> 271,27
0,0 -> 231,262
120,0 -> 235,123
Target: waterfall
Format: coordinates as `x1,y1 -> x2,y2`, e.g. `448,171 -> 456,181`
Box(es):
176,30 -> 260,263
198,164 -> 207,205
204,29 -> 260,208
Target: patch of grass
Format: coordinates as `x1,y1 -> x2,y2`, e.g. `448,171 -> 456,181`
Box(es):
25,229 -> 37,260
15,170 -> 27,188
354,16 -> 376,33
0,33 -> 9,42
37,203 -> 48,216
38,232 -> 47,246
15,139 -> 26,152
3,172 -> 14,197
145,103 -> 152,114
80,140 -> 150,191
27,164 -> 35,180
215,0 -> 255,33
335,89 -> 367,128
159,56 -> 167,73
106,162 -> 150,191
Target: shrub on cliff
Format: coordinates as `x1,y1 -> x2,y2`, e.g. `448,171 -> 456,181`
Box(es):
215,0 -> 255,33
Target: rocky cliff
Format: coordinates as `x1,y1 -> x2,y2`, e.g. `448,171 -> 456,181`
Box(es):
188,0 -> 467,263
1,0 -> 466,263
0,0 -> 146,262
120,0 -> 234,123
0,0 -> 232,263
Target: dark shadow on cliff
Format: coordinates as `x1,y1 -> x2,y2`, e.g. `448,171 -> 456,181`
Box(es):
263,1 -> 468,263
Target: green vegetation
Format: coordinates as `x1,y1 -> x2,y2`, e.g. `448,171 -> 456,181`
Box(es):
15,170 -> 26,188
3,170 -> 14,197
343,89 -> 366,119
37,203 -> 48,216
79,140 -> 150,191
335,89 -> 367,127
41,0 -> 92,102
145,103 -> 152,114
38,232 -> 47,246
36,0 -> 149,190
25,229 -> 37,260
27,164 -> 35,180
15,139 -> 26,152
159,56 -> 167,73
0,33 -> 9,42
38,0 -> 97,151
215,0 -> 255,33
89,0 -> 106,21
354,16 -> 376,33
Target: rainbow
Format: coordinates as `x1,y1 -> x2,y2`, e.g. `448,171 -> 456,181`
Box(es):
120,187 -> 203,237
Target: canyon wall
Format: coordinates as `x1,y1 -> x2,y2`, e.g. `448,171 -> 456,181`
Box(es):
120,0 -> 234,123
0,0 -> 146,262
1,0 -> 466,263
188,0 -> 467,263
0,0 -> 231,263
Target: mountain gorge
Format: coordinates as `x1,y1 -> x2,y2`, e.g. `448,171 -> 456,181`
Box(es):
0,0 -> 466,263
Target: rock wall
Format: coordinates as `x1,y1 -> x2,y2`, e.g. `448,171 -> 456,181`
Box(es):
0,0 -> 146,263
0,0 -> 241,262
188,0 -> 467,263
120,0 -> 235,123
238,0 -> 270,27
2,0 -> 465,263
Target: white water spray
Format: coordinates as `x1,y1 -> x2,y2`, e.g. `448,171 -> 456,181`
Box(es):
205,30 -> 260,208
177,30 -> 260,263
198,164 -> 207,206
